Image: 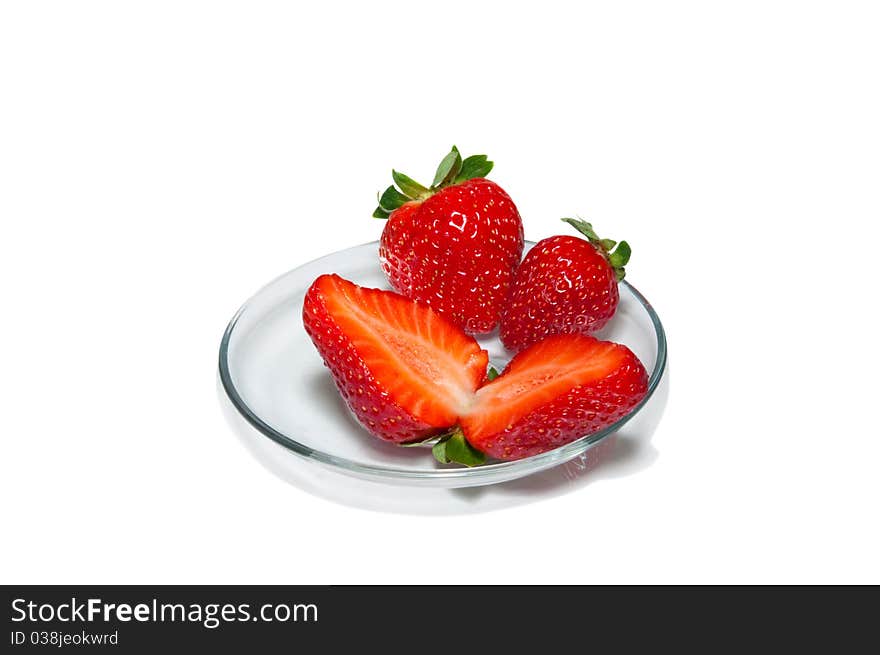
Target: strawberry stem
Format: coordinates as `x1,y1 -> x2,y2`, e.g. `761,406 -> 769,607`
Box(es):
432,146 -> 463,188
373,146 -> 495,219
456,154 -> 493,183
561,217 -> 631,281
432,427 -> 486,467
392,170 -> 430,200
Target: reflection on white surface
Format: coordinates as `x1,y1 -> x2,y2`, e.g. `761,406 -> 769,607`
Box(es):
217,369 -> 670,516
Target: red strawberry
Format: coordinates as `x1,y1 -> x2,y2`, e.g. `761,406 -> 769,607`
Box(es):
499,218 -> 632,352
302,274 -> 489,443
374,146 -> 524,334
459,334 -> 648,461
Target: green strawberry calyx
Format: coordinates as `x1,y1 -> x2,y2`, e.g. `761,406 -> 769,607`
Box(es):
399,425 -> 487,467
372,146 -> 494,219
561,217 -> 632,282
431,427 -> 486,467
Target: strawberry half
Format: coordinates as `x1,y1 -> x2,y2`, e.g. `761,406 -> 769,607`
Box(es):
302,274 -> 489,443
374,146 -> 524,334
459,334 -> 648,461
500,218 -> 632,353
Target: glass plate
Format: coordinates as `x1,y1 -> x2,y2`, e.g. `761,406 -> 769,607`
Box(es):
219,241 -> 667,488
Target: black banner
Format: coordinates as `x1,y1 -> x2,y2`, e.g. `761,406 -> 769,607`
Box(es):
1,586 -> 876,651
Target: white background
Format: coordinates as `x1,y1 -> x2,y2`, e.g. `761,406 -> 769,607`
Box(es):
2,1 -> 878,584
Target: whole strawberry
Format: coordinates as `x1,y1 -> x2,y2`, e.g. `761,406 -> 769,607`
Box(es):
499,218 -> 631,352
374,146 -> 524,334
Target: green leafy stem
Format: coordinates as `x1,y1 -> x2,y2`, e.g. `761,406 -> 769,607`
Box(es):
561,217 -> 632,281
373,145 -> 494,218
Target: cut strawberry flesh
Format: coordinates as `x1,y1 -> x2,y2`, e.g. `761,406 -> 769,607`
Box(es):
304,276 -> 646,457
303,274 -> 488,437
460,334 -> 648,460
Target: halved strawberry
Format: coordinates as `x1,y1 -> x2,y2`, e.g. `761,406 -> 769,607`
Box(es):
302,274 -> 489,443
459,334 -> 648,461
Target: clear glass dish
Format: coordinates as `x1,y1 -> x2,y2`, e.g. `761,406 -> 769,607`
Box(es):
219,241 -> 667,488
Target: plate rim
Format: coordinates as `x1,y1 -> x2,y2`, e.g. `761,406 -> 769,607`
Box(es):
218,241 -> 667,483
